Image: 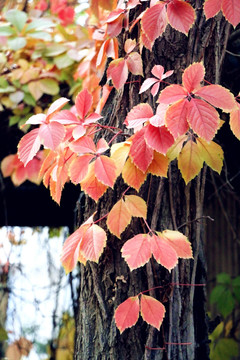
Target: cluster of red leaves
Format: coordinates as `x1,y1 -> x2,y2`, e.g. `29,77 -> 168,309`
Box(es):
35,0 -> 75,26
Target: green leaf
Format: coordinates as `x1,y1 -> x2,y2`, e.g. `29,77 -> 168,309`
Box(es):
0,25 -> 16,36
5,9 -> 27,32
23,93 -> 36,106
210,338 -> 238,360
0,85 -> 16,93
0,327 -> 8,341
44,44 -> 67,57
25,19 -> 54,32
0,76 -> 10,88
217,273 -> 231,285
0,52 -> 7,65
8,37 -> 26,50
218,289 -> 235,318
232,276 -> 240,303
38,79 -> 59,95
9,115 -> 21,126
210,285 -> 226,304
28,31 -> 52,41
54,53 -> 74,69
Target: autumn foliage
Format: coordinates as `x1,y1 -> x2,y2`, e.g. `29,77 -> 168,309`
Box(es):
1,0 -> 240,336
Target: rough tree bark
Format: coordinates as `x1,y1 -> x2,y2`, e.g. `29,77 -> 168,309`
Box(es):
74,2 -> 231,359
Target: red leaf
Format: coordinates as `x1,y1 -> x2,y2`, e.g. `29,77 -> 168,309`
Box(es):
94,155 -> 117,187
107,198 -> 131,238
167,0 -> 195,35
129,128 -> 154,172
69,136 -> 96,154
69,154 -> 94,184
140,295 -> 165,330
204,0 -> 221,19
141,3 -> 167,47
194,84 -> 236,112
38,122 -> 65,150
80,162 -> 108,202
115,296 -> 140,333
222,0 -> 240,27
160,230 -> 193,259
121,234 -> 151,270
144,124 -> 175,155
166,99 -> 189,138
230,102 -> 240,139
75,89 -> 93,120
150,234 -> 178,271
182,62 -> 205,93
60,224 -> 89,273
158,84 -> 188,104
124,103 -> 153,129
80,224 -> 107,263
18,128 -> 41,166
126,52 -> 143,76
187,98 -> 220,141
107,58 -> 128,90
96,138 -> 109,154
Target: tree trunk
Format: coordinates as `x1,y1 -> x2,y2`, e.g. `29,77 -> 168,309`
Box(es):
74,2 -> 230,359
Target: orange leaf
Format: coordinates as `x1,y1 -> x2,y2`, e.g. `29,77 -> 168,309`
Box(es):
129,128 -> 154,172
150,234 -> 178,271
121,234 -> 151,270
80,162 -> 108,202
160,230 -> 193,259
107,198 -> 131,238
69,154 -> 94,184
80,224 -> 107,263
124,195 -> 147,219
107,58 -> 128,90
140,295 -> 165,330
178,140 -> 204,184
115,296 -> 140,333
165,99 -> 189,139
147,151 -> 169,177
122,158 -> 147,191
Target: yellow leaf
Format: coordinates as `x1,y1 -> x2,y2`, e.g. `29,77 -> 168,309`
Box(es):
197,138 -> 223,174
124,195 -> 147,219
107,198 -> 131,238
178,140 -> 203,184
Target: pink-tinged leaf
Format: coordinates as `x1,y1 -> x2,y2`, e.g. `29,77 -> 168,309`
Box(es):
167,134 -> 188,161
124,38 -> 137,54
1,154 -> 19,177
80,162 -> 108,202
51,110 -> 78,125
47,97 -> 69,118
60,224 -> 90,274
204,0 -> 221,19
140,295 -> 165,330
230,102 -> 240,139
39,150 -> 56,179
139,78 -> 158,94
151,82 -> 161,97
107,198 -> 132,238
96,84 -> 113,114
147,151 -> 169,177
84,112 -> 102,124
106,37 -> 119,59
115,296 -> 140,333
69,154 -> 94,184
38,122 -> 65,150
80,224 -> 107,263
151,65 -> 164,79
129,128 -> 154,172
166,99 -> 189,138
107,12 -> 125,37
141,30 -> 153,50
187,99 -> 220,141
141,3 -> 167,45
96,138 -> 109,154
126,52 -> 143,76
158,84 -> 188,104
107,58 -> 128,90
124,195 -> 147,219
69,136 -> 96,154
75,89 -> 93,120
72,125 -> 86,140
25,113 -> 46,125
121,234 -> 151,270
145,124 -> 175,155
122,158 -> 147,191
94,155 -> 117,187
18,128 -> 41,166
167,0 -> 195,35
160,230 -> 193,259
222,0 -> 240,27
178,139 -> 204,184
182,62 -> 205,93
151,234 -> 178,271
124,103 -> 153,129
194,84 -> 236,112
150,104 -> 168,127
